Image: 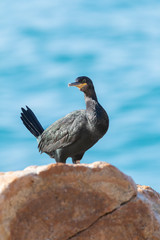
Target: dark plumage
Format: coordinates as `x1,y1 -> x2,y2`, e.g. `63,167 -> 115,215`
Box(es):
20,76 -> 109,164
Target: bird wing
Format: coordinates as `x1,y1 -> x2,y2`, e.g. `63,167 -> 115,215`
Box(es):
38,110 -> 86,153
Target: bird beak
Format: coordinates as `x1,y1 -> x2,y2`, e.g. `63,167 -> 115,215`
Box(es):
68,82 -> 87,89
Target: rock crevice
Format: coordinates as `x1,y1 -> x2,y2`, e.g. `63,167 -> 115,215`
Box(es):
68,193 -> 137,240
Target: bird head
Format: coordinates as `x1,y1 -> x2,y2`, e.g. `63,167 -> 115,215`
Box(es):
68,76 -> 94,93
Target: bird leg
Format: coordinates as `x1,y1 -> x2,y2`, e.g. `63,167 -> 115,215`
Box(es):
54,150 -> 67,163
72,153 -> 84,164
72,159 -> 80,164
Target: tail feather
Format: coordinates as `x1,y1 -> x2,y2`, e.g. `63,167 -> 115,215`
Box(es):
20,106 -> 44,138
20,113 -> 40,137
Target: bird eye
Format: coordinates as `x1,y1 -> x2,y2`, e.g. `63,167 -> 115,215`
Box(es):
82,79 -> 86,83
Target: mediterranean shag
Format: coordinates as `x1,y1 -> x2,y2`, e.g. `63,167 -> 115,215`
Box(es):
20,76 -> 109,164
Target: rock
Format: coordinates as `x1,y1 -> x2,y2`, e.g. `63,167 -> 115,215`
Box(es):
71,185 -> 160,240
0,162 -> 159,240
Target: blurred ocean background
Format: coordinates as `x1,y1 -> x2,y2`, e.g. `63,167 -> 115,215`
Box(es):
0,0 -> 160,192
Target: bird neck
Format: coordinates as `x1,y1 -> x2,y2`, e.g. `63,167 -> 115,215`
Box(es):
84,89 -> 98,112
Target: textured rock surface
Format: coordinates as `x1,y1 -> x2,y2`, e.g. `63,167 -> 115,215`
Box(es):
0,162 -> 159,240
71,185 -> 160,240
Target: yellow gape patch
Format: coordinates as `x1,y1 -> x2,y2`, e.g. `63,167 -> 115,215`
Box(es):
77,83 -> 87,89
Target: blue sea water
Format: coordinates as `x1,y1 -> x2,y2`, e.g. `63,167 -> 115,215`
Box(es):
0,0 -> 160,192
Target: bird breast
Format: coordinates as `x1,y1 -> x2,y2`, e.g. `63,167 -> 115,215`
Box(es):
86,106 -> 109,139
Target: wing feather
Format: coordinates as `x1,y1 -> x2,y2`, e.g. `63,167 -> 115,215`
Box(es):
38,110 -> 86,153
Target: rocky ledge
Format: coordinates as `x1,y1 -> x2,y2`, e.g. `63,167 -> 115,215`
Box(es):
0,162 -> 160,240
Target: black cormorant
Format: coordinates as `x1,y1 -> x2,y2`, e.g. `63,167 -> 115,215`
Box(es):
20,76 -> 109,164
